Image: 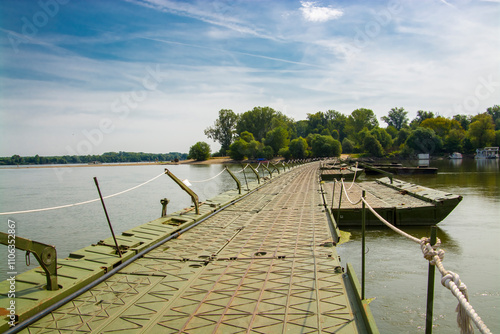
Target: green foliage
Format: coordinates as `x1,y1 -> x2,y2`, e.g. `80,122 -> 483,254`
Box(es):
395,128 -> 411,147
228,138 -> 247,160
289,137 -> 309,159
204,109 -> 238,156
278,147 -> 291,160
386,126 -> 398,138
240,131 -> 255,143
310,135 -> 342,157
188,142 -> 211,161
341,138 -> 355,153
264,126 -> 289,154
420,117 -> 463,138
453,114 -> 473,131
410,110 -> 435,128
467,113 -> 495,148
381,107 -> 409,130
363,133 -> 384,157
346,108 -> 378,136
405,127 -> 443,154
236,107 -> 281,142
370,128 -> 393,150
444,129 -> 465,153
487,105 -> 500,129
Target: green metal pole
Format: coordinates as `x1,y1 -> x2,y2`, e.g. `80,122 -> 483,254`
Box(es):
425,226 -> 437,334
94,177 -> 122,258
361,190 -> 366,300
331,180 -> 336,209
336,180 -> 343,225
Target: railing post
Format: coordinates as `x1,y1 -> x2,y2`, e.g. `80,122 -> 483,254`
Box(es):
331,180 -> 336,209
361,190 -> 366,300
241,164 -> 250,190
94,177 -> 122,258
164,168 -> 200,214
261,164 -> 272,178
248,164 -> 261,183
425,226 -> 437,334
336,179 -> 344,224
160,198 -> 169,217
225,166 -> 241,194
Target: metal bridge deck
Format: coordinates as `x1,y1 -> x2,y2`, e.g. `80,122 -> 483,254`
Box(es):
21,163 -> 366,333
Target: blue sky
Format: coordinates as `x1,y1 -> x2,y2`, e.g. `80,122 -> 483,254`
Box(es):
0,0 -> 499,156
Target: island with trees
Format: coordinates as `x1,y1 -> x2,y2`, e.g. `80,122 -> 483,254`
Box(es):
194,105 -> 500,161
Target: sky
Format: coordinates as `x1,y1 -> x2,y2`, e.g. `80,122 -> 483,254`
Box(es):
0,0 -> 499,157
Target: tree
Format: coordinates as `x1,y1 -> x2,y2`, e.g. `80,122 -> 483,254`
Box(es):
236,106 -> 279,142
444,129 -> 465,153
325,110 -> 348,140
342,138 -> 355,153
370,128 -> 393,151
289,137 -> 309,159
345,108 -> 379,136
228,138 -> 247,160
453,114 -> 473,131
188,142 -> 211,161
405,127 -> 443,154
264,126 -> 289,155
381,107 -> 409,130
363,133 -> 384,157
467,113 -> 495,148
395,128 -> 411,147
420,117 -> 463,139
204,109 -> 238,156
486,105 -> 500,130
410,110 -> 434,128
310,135 -> 342,157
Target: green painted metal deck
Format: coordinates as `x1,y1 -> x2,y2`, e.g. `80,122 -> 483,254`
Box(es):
5,162 -> 375,333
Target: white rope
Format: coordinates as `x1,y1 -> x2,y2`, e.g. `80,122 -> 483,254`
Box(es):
187,167 -> 227,183
347,162 -> 359,191
360,196 -> 491,334
0,171 -> 166,216
340,179 -> 363,205
233,164 -> 251,174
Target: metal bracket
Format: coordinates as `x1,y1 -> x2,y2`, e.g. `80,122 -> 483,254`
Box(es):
165,168 -> 200,214
160,198 -> 170,217
224,167 -> 241,194
0,232 -> 58,291
248,165 -> 261,183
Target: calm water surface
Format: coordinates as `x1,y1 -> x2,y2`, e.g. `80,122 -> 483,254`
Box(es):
0,160 -> 498,333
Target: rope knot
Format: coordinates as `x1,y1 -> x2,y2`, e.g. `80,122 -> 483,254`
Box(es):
420,237 -> 444,265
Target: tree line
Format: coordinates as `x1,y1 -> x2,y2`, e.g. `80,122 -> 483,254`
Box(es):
0,151 -> 188,165
189,105 -> 500,160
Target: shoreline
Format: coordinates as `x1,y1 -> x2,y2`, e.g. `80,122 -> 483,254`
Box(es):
0,157 -> 249,169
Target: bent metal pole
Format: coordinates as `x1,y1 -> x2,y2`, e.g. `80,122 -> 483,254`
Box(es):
94,177 -> 122,258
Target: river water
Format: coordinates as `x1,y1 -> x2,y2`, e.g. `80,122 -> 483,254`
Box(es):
0,160 -> 498,333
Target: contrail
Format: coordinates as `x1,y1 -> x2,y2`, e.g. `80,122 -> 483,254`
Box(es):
140,36 -> 321,68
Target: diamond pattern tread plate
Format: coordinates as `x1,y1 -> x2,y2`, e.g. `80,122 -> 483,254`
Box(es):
21,163 -> 363,333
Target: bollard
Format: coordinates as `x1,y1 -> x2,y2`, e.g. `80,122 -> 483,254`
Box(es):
425,226 -> 437,334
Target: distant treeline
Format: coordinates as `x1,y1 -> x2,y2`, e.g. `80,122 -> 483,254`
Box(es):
0,151 -> 188,165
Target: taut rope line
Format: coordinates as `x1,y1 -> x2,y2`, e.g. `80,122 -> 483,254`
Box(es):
0,171 -> 166,216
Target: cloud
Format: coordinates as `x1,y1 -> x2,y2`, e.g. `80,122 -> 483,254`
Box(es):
299,1 -> 343,22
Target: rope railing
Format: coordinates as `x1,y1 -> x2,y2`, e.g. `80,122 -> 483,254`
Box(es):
358,194 -> 491,334
0,171 -> 166,216
332,177 -> 491,333
339,179 -> 363,205
185,167 -> 227,183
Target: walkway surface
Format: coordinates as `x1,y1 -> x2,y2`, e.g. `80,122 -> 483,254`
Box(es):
21,163 -> 366,333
